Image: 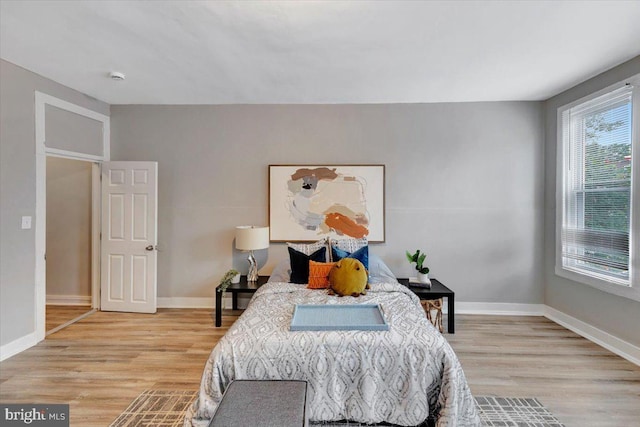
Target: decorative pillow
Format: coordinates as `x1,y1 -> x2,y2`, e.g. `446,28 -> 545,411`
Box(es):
328,258 -> 369,297
307,260 -> 337,289
331,245 -> 369,270
287,238 -> 327,256
367,253 -> 398,284
268,259 -> 292,283
330,237 -> 368,254
288,246 -> 327,284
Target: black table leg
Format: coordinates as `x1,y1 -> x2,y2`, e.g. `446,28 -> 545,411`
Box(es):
216,290 -> 222,327
447,295 -> 455,334
232,293 -> 238,310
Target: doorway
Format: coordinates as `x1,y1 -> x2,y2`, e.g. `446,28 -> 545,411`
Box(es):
34,92 -> 157,344
34,91 -> 109,342
45,156 -> 97,335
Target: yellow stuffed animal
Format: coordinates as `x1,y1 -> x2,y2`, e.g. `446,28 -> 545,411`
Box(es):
328,258 -> 370,297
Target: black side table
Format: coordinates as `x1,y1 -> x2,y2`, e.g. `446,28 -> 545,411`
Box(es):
215,275 -> 269,327
398,278 -> 455,333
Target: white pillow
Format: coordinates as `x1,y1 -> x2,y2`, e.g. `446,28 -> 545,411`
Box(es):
286,238 -> 327,255
330,237 -> 368,253
368,253 -> 398,284
268,259 -> 292,283
268,252 -> 396,284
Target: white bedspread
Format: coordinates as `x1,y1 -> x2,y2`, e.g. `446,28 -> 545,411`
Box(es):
184,282 -> 480,426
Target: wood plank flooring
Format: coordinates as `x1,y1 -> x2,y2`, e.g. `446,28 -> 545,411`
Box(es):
1,310 -> 638,426
446,315 -> 640,427
46,305 -> 93,333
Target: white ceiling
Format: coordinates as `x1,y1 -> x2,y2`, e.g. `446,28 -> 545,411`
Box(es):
1,1 -> 640,105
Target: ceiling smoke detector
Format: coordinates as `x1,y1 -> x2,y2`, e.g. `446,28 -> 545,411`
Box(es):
109,71 -> 125,81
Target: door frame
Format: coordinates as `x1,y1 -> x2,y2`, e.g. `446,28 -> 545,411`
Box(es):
34,91 -> 110,342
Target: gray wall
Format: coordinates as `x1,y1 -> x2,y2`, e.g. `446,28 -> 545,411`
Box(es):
46,157 -> 92,300
0,59 -> 109,347
4,52 -> 638,354
110,102 -> 545,303
543,56 -> 640,347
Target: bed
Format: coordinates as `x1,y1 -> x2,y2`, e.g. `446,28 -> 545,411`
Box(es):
185,244 -> 480,426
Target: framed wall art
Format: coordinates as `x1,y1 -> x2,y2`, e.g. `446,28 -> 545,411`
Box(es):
269,165 -> 385,242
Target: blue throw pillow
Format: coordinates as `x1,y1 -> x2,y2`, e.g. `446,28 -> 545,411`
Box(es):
331,245 -> 369,270
288,246 -> 327,284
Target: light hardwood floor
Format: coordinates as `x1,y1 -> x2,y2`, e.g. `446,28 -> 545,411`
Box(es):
46,305 -> 93,333
446,315 -> 640,426
1,310 -> 638,426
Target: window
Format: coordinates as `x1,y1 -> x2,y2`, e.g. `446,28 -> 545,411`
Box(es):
557,76 -> 639,299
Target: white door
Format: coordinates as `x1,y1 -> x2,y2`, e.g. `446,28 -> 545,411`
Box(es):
101,161 -> 158,313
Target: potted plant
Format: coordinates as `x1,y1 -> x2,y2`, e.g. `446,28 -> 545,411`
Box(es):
406,249 -> 431,285
218,269 -> 240,308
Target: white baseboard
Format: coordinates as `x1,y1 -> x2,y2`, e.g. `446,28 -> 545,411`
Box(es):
0,331 -> 39,362
544,306 -> 640,366
157,296 -> 232,309
157,297 -> 213,308
451,302 -> 545,316
156,298 -> 546,315
46,295 -> 91,306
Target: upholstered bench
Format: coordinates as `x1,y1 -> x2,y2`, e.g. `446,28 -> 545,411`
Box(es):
208,380 -> 308,427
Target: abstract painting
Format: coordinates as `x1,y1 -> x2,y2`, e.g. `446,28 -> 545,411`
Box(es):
269,165 -> 385,242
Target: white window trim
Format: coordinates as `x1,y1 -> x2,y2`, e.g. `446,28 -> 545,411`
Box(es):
555,75 -> 640,302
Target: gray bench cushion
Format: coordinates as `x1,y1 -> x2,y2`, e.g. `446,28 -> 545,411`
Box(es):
209,380 -> 308,427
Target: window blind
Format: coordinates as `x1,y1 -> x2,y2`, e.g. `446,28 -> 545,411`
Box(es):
560,85 -> 633,285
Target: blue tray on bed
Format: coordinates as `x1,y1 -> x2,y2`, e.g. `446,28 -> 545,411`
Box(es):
290,304 -> 389,331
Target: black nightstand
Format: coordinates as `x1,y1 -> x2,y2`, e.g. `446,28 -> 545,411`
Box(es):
215,275 -> 269,327
398,278 -> 455,333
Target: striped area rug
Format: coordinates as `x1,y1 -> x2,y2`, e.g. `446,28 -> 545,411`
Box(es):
475,396 -> 565,427
111,390 -> 565,427
110,390 -> 197,427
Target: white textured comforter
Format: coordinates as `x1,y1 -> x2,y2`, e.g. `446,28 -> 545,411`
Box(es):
185,282 -> 480,426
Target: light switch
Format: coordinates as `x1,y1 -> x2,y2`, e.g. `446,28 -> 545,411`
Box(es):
21,216 -> 32,229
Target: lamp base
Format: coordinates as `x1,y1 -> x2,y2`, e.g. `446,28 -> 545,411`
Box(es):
247,251 -> 258,282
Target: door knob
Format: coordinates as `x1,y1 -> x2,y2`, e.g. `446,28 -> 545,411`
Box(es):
145,245 -> 156,251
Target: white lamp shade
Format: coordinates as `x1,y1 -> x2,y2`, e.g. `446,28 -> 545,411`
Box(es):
235,226 -> 270,251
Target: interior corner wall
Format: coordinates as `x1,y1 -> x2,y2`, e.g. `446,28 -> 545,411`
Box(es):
110,102 -> 545,305
0,59 -> 109,349
543,55 -> 640,347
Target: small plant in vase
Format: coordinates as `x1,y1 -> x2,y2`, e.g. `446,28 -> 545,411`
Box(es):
406,249 -> 431,285
218,269 -> 240,308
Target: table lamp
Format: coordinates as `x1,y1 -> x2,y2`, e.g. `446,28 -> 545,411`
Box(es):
235,226 -> 269,282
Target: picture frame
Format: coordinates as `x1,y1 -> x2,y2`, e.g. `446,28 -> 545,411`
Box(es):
269,164 -> 385,242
